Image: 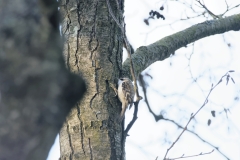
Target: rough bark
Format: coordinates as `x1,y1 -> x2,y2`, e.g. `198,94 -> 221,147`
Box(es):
0,0 -> 86,160
122,13 -> 240,78
59,0 -> 124,160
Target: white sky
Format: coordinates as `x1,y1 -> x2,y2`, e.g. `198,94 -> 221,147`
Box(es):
47,0 -> 240,159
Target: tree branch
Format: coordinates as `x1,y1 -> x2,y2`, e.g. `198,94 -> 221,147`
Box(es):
158,149 -> 214,160
122,13 -> 240,78
139,72 -> 231,159
124,101 -> 139,139
163,71 -> 234,160
139,74 -> 164,121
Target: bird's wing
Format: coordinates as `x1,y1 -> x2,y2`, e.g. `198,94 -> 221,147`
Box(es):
122,81 -> 134,104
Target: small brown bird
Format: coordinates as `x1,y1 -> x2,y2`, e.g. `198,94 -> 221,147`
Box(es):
117,78 -> 135,122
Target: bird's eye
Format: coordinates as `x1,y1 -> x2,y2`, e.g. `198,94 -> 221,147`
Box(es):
120,78 -> 124,81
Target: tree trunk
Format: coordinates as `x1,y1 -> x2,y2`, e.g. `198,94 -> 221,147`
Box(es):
59,0 -> 125,159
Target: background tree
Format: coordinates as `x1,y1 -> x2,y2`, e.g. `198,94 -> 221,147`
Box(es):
0,0 -> 85,160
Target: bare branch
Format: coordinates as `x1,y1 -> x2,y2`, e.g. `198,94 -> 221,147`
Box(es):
168,149 -> 214,160
163,71 -> 234,160
139,70 -> 232,159
124,102 -> 140,139
196,0 -> 221,19
163,118 -> 230,159
139,74 -> 164,121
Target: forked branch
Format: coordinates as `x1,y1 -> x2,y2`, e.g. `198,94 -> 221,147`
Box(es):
163,70 -> 235,160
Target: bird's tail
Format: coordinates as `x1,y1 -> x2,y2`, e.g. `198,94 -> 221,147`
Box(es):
117,104 -> 127,123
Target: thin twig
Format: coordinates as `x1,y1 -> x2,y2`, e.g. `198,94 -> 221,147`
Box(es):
222,3 -> 240,16
196,0 -> 240,18
106,0 -> 142,102
139,73 -> 228,159
196,0 -> 221,19
169,149 -> 214,160
139,74 -> 164,121
139,72 -> 230,159
124,101 -> 139,138
136,47 -> 232,160
106,0 -> 122,28
163,118 -> 230,159
163,70 -> 234,160
140,74 -> 227,159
